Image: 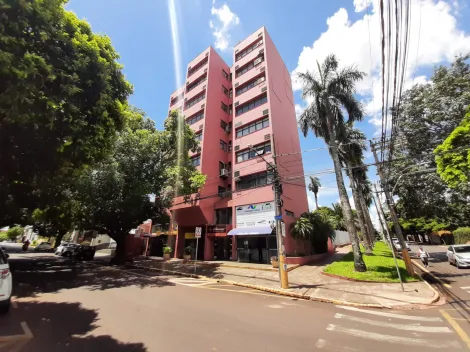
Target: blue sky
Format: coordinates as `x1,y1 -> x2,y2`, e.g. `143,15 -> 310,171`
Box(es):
67,0 -> 470,218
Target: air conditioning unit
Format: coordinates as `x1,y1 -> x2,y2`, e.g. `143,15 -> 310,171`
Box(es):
254,57 -> 262,66
225,125 -> 231,133
220,169 -> 229,177
234,176 -> 241,182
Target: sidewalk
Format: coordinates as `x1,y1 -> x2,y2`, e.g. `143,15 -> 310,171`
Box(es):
126,246 -> 439,309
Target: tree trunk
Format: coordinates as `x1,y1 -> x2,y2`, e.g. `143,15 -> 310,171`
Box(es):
329,143 -> 367,272
347,164 -> 373,255
54,231 -> 66,248
314,193 -> 319,210
360,194 -> 376,246
110,234 -> 127,265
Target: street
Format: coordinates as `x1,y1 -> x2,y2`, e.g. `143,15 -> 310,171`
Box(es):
0,250 -> 468,351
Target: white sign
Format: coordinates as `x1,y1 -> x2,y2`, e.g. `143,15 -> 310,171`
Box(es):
236,202 -> 275,228
281,221 -> 286,237
195,227 -> 202,238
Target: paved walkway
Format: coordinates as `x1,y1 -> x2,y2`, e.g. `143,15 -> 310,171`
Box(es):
125,246 -> 439,309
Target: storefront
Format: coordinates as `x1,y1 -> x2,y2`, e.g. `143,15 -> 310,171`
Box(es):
228,202 -> 278,264
207,225 -> 232,261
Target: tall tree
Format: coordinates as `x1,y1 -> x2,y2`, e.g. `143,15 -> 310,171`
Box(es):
308,176 -> 321,210
337,124 -> 373,254
72,109 -> 206,263
0,0 -> 132,225
298,54 -> 367,272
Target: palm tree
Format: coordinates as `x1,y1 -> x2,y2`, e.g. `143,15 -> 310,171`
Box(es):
298,54 -> 367,272
290,212 -> 335,253
337,124 -> 374,254
308,176 -> 321,210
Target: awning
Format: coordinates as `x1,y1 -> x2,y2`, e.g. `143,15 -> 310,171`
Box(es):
227,226 -> 274,236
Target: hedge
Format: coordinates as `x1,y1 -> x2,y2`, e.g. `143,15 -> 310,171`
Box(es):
453,227 -> 470,244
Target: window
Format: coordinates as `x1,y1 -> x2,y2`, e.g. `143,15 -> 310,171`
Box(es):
187,74 -> 207,92
236,142 -> 271,163
236,117 -> 269,138
220,120 -> 227,130
216,208 -> 232,224
218,186 -> 228,198
229,88 -> 233,98
186,111 -> 204,125
236,38 -> 263,61
170,93 -> 184,106
195,132 -> 203,142
229,73 -> 232,82
191,155 -> 201,166
228,141 -> 232,152
236,171 -> 273,191
222,69 -> 229,80
235,55 -> 264,78
222,85 -> 229,97
236,75 -> 265,96
227,162 -> 232,174
221,102 -> 228,113
185,93 -> 205,109
220,140 -> 228,151
235,93 -> 268,116
285,210 -> 295,217
188,57 -> 208,77
229,104 -> 233,115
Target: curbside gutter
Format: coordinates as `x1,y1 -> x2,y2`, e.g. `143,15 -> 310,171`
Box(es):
411,261 -> 442,304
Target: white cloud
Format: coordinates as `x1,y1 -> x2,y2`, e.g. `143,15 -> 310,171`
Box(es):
292,0 -> 470,134
209,3 -> 240,51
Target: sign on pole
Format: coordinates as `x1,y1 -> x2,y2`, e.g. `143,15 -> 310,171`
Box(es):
195,227 -> 202,239
281,221 -> 286,237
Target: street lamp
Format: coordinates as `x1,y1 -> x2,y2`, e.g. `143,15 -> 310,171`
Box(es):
247,143 -> 289,289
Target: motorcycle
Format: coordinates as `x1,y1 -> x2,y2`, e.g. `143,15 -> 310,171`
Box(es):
22,240 -> 30,252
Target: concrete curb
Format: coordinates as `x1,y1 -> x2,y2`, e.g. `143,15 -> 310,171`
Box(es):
321,271 -> 406,284
411,261 -> 442,304
125,263 -> 393,309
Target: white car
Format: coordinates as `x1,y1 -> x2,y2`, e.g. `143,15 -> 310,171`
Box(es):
0,248 -> 12,314
447,245 -> 470,269
34,242 -> 53,252
392,238 -> 411,251
54,242 -> 69,255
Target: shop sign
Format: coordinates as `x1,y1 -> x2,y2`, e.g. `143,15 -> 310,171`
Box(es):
236,201 -> 275,228
207,225 -> 227,234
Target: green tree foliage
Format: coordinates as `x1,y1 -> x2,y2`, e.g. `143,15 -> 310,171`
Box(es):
6,226 -> 23,241
298,54 -> 367,272
435,111 -> 470,189
390,54 -> 470,228
400,217 -> 450,234
72,109 -> 206,262
290,212 -> 335,254
453,227 -> 470,244
0,0 -> 132,225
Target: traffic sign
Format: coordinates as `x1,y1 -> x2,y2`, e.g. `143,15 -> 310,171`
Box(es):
195,227 -> 202,239
274,215 -> 282,221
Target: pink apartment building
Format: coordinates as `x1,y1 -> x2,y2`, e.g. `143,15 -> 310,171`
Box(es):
167,27 -> 309,263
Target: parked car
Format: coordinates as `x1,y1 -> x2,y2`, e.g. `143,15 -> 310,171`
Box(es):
392,238 -> 411,251
55,242 -> 73,256
34,242 -> 53,252
60,244 -> 95,261
0,248 -> 12,314
57,243 -> 79,257
447,245 -> 470,269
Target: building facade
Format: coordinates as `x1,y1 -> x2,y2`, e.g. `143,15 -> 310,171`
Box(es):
168,27 -> 309,263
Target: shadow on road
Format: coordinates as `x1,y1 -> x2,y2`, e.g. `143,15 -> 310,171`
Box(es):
10,301 -> 147,352
9,256 -> 176,298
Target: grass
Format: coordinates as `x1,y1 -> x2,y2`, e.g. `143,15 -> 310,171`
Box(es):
324,241 -> 419,283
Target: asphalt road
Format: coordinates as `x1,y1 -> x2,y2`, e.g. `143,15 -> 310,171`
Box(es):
0,252 -> 469,351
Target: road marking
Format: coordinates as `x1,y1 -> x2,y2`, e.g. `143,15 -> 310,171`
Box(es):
334,313 -> 451,333
315,339 -> 363,351
168,278 -> 214,286
461,286 -> 470,290
0,321 -> 33,352
199,286 -> 294,299
413,260 -> 452,288
326,324 -> 462,349
440,309 -> 470,350
337,305 -> 443,322
267,304 -> 283,309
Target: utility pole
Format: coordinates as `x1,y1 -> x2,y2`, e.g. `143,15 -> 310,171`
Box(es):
249,137 -> 289,289
373,184 -> 404,291
370,141 -> 414,275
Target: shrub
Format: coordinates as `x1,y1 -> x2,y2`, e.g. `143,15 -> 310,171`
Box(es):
163,246 -> 173,254
31,240 -> 38,247
0,233 -> 8,242
454,227 -> 470,244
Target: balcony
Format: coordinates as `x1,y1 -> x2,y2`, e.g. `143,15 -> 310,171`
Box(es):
184,80 -> 207,102
234,78 -> 267,107
234,62 -> 266,89
184,93 -> 206,118
187,56 -> 208,78
234,93 -> 268,125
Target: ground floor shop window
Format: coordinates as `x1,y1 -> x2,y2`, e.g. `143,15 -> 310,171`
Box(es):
236,235 -> 276,264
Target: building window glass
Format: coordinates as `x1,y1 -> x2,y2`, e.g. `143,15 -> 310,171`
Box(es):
220,120 -> 227,130
222,69 -> 229,80
187,74 -> 207,92
191,155 -> 201,166
235,93 -> 268,116
236,142 -> 271,163
236,171 -> 273,191
228,140 -> 232,152
186,111 -> 204,125
236,75 -> 265,96
221,102 -> 228,113
185,93 -> 206,110
236,117 -> 269,138
235,55 -> 264,78
285,210 -> 295,217
188,57 -> 208,77
220,140 -> 228,151
222,85 -> 229,97
170,93 -> 184,106
229,88 -> 233,98
195,132 -> 203,142
235,38 -> 263,61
